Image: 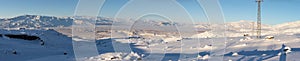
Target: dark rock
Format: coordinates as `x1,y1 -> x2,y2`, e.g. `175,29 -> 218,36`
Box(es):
4,34 -> 40,40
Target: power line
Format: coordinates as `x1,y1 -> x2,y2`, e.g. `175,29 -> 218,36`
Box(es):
256,0 -> 262,38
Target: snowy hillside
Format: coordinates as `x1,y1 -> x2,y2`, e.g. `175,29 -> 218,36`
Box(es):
192,20 -> 300,38
274,21 -> 300,34
0,29 -> 75,61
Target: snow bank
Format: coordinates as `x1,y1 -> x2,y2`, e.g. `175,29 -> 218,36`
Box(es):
163,36 -> 182,43
85,52 -> 141,61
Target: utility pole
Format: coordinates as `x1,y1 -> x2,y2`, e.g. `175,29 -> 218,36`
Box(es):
256,0 -> 262,38
252,22 -> 255,37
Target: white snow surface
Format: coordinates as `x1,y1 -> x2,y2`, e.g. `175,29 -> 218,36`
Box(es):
1,15 -> 300,61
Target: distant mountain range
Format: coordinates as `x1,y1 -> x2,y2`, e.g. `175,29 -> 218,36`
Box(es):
0,15 -> 117,28
0,15 -> 178,28
1,15 -> 300,32
0,15 -> 73,28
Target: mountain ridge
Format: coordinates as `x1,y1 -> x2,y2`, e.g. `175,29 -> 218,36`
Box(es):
1,15 -> 299,29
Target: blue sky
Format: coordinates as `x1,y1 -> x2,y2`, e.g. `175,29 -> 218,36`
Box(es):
0,0 -> 299,25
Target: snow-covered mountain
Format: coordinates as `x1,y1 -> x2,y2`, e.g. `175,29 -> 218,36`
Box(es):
0,15 -> 73,28
275,21 -> 300,29
2,15 -> 300,36
195,20 -> 272,31
0,15 -> 119,28
274,20 -> 300,34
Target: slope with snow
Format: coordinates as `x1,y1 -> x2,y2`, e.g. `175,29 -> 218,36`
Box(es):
0,29 -> 75,61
